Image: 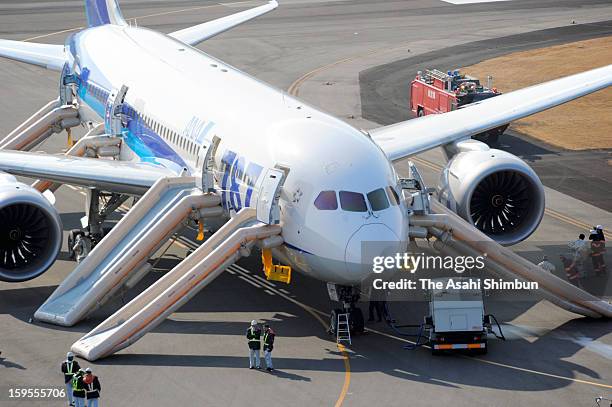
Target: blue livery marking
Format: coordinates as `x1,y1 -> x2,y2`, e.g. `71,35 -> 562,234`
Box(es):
219,150 -> 264,211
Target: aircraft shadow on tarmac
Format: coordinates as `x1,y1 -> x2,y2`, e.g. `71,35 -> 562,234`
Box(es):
88,315 -> 610,391
2,240 -> 609,391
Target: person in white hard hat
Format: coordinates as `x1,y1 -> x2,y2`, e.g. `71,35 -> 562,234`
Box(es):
61,351 -> 81,406
246,320 -> 261,369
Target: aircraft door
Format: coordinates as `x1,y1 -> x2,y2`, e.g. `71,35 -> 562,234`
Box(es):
104,85 -> 128,135
256,168 -> 286,225
196,135 -> 220,192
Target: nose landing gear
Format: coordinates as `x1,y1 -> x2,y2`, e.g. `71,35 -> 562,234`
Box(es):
327,283 -> 365,335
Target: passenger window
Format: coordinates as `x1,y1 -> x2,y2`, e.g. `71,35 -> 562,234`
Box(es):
339,191 -> 367,212
367,188 -> 389,211
314,191 -> 338,210
386,186 -> 400,206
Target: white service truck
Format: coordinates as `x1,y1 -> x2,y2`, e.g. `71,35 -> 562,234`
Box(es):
425,277 -> 490,355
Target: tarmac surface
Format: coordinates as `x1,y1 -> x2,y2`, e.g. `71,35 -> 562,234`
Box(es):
1,1 -> 611,406
359,20 -> 612,211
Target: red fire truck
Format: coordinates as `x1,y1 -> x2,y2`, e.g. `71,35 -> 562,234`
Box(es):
410,69 -> 508,143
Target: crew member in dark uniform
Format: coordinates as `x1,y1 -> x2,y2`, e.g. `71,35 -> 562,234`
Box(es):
61,352 -> 81,406
263,324 -> 275,372
71,369 -> 86,407
84,368 -> 101,407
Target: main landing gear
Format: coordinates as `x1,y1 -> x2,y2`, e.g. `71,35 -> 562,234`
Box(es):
327,283 -> 365,335
67,188 -> 130,260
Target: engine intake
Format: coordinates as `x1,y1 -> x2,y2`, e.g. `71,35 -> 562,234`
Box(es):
0,173 -> 62,282
438,148 -> 545,245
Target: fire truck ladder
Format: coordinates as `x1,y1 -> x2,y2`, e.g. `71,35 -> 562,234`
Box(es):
34,177 -> 223,326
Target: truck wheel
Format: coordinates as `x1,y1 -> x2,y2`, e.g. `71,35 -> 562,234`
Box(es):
417,108 -> 425,118
431,345 -> 442,356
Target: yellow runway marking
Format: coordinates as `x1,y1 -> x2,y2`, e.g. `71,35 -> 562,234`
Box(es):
337,317 -> 612,390
335,343 -> 351,407
162,249 -> 352,407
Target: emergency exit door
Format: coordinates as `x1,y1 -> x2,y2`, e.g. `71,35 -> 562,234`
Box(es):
256,168 -> 285,225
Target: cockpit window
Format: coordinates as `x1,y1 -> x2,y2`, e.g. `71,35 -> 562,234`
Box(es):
387,186 -> 400,206
367,188 -> 390,211
339,191 -> 367,212
314,191 -> 338,210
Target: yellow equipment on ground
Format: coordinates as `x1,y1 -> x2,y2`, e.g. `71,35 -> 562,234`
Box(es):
196,221 -> 204,241
262,248 -> 291,284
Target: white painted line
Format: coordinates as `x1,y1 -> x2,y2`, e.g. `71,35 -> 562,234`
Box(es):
237,275 -> 262,288
441,0 -> 512,3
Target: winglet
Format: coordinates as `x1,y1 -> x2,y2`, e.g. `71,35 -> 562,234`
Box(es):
169,0 -> 279,47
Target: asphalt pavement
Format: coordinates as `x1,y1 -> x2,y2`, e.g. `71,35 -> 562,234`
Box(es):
0,1 -> 611,406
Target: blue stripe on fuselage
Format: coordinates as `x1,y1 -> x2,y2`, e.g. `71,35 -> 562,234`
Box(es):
76,69 -> 188,169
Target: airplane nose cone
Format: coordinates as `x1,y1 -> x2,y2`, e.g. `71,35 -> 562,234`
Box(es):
345,223 -> 401,279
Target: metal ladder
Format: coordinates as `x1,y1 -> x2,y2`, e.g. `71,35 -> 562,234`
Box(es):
336,313 -> 351,345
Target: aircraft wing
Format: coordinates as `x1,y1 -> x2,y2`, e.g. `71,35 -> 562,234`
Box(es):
0,151 -> 176,194
369,64 -> 612,161
0,40 -> 66,71
169,1 -> 278,47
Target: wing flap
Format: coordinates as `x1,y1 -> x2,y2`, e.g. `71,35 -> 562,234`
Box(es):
0,39 -> 67,71
0,151 -> 177,195
169,1 -> 278,47
370,64 -> 612,161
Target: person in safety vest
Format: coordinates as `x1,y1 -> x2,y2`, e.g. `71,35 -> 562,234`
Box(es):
246,320 -> 261,369
263,324 -> 275,372
61,352 -> 81,406
84,367 -> 101,407
71,369 -> 86,407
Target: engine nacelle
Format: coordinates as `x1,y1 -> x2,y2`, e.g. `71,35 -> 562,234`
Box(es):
0,172 -> 62,282
438,148 -> 545,245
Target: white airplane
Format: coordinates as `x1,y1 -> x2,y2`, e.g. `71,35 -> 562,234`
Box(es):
0,0 -> 611,330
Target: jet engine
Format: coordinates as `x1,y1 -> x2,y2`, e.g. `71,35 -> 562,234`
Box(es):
438,148 -> 545,246
0,172 -> 62,282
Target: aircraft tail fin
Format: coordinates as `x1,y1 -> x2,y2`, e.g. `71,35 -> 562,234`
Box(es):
84,0 -> 127,27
